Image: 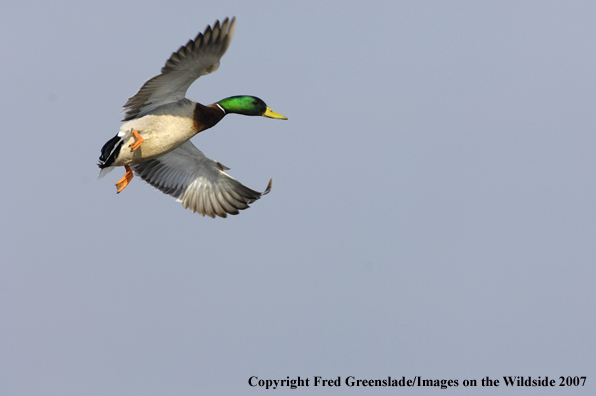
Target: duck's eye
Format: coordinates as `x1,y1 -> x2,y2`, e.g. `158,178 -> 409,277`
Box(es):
252,99 -> 259,105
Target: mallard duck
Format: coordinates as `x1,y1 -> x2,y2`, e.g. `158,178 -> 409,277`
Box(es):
98,17 -> 286,218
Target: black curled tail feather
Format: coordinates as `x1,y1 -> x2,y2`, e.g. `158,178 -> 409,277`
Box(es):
98,134 -> 123,168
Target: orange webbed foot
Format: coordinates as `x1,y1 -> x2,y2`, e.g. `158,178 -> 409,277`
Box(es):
129,130 -> 144,151
115,165 -> 134,193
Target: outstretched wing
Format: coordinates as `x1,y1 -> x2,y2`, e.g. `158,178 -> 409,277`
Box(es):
130,141 -> 272,218
122,17 -> 236,121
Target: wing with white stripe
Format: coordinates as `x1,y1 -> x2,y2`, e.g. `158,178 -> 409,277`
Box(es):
130,140 -> 272,217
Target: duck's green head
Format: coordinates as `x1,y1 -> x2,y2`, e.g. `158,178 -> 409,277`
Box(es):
217,96 -> 287,119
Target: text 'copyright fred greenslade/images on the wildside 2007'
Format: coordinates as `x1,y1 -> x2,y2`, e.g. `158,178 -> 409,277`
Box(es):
248,375 -> 587,390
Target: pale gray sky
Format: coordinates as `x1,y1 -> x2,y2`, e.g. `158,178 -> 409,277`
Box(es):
1,1 -> 595,395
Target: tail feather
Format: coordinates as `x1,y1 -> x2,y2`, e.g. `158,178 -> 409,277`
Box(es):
99,135 -> 124,166
97,166 -> 115,180
97,133 -> 126,181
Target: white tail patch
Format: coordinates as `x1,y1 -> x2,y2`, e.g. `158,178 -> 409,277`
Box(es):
97,166 -> 115,180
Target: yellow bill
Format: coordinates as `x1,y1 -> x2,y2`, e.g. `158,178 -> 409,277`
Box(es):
263,107 -> 288,120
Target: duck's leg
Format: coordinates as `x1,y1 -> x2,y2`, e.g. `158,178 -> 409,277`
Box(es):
115,165 -> 134,193
129,130 -> 144,151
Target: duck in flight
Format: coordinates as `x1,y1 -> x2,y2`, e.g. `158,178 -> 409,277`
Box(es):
98,17 -> 287,218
